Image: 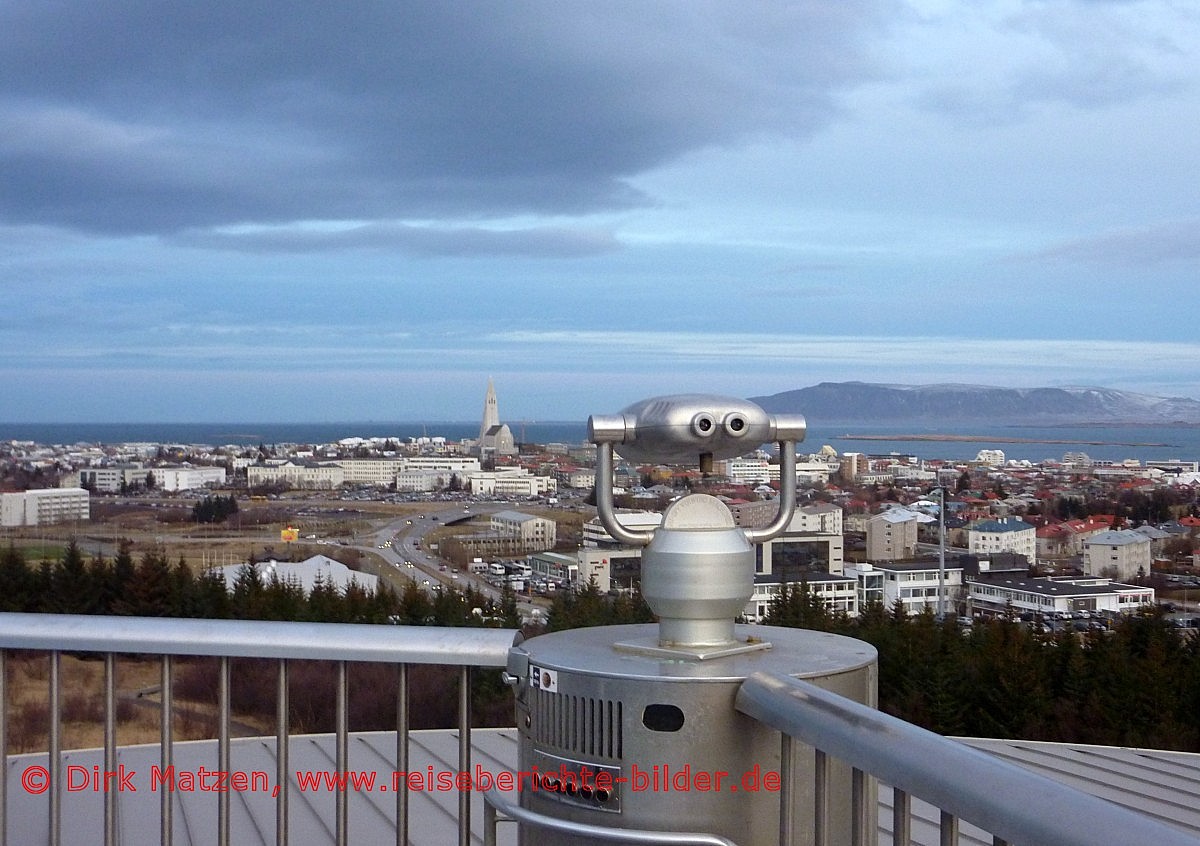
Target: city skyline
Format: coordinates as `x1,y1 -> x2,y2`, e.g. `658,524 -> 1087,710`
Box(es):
3,2 -> 1199,422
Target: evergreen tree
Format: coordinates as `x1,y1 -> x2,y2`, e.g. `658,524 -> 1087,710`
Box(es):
112,550 -> 175,616
0,546 -> 33,611
397,581 -> 434,625
305,572 -> 343,622
49,540 -> 101,614
106,542 -> 137,614
230,563 -> 268,619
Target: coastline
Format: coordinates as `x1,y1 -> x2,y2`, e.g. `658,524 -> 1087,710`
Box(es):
840,433 -> 1174,448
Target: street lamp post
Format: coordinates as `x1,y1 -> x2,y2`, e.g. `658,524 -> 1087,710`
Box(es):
932,487 -> 947,621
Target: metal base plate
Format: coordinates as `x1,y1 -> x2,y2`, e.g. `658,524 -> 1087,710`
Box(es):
611,635 -> 772,661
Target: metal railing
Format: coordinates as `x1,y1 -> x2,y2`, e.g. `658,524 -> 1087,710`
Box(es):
8,613 -> 1199,846
483,787 -> 739,846
0,612 -> 520,846
736,670 -> 1200,846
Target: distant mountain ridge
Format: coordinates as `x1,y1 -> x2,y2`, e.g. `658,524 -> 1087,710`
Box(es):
750,382 -> 1200,425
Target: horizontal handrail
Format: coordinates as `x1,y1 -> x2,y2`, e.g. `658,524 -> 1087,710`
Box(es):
482,786 -> 739,846
0,612 -> 520,665
736,671 -> 1200,846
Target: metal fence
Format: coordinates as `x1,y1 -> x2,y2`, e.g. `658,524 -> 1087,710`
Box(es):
0,612 -> 519,846
6,614 -> 1199,846
736,670 -> 1200,846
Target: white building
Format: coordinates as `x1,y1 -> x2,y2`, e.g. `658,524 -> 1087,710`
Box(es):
975,449 -> 1006,466
579,511 -> 662,593
490,510 -> 556,549
743,573 -> 858,622
247,461 -> 346,489
558,469 -> 595,490
1083,529 -> 1153,583
969,574 -> 1153,618
527,551 -> 578,584
467,469 -> 556,497
76,464 -> 145,493
0,488 -> 90,527
968,518 -> 1036,566
210,555 -> 377,594
403,456 -> 482,476
866,508 -> 924,562
859,561 -> 964,616
717,457 -> 772,484
152,466 -> 228,492
727,501 -> 841,534
716,456 -> 835,486
330,458 -> 405,487
583,512 -> 664,547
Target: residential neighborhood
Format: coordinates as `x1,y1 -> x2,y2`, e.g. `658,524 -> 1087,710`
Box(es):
5,416 -> 1199,632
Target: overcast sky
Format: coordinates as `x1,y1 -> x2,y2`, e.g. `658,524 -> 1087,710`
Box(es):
3,0 -> 1198,423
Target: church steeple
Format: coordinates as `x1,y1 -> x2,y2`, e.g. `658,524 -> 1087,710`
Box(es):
479,378 -> 500,442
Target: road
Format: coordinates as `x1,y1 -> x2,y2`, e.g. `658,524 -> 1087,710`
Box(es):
352,503 -> 549,623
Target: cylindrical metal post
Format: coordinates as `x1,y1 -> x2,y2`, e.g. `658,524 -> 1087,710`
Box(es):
161,654 -> 173,846
940,810 -> 959,846
396,663 -> 408,846
813,748 -> 828,846
104,653 -> 117,846
335,661 -> 348,846
0,650 -> 6,846
49,651 -> 61,846
779,735 -> 796,845
893,788 -> 911,846
458,665 -> 471,846
276,659 -> 289,846
852,768 -> 867,846
218,657 -> 231,846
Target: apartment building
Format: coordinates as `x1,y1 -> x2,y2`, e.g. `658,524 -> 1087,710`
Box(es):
865,508 -> 922,561
969,517 -> 1037,566
1083,529 -> 1153,583
0,488 -> 90,527
490,510 -> 556,550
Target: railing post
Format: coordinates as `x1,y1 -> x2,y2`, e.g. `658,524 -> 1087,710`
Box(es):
335,660 -> 348,846
483,794 -> 497,846
851,767 -> 867,846
161,654 -> 173,846
276,658 -> 289,846
940,810 -> 959,846
0,650 -> 6,846
218,656 -> 231,846
396,663 -> 409,846
49,650 -> 61,846
892,788 -> 911,846
104,652 -> 117,846
813,748 -> 828,846
458,665 -> 471,846
0,616 -> 520,846
779,735 -> 797,845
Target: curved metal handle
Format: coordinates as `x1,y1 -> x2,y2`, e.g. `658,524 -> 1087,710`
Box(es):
742,440 -> 798,545
595,442 -> 655,547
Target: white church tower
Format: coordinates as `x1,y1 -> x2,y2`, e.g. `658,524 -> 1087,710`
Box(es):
476,378 -> 516,459
480,377 -> 500,442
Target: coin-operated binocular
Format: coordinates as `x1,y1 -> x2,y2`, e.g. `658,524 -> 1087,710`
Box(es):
501,394 -> 877,846
587,394 -> 806,649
